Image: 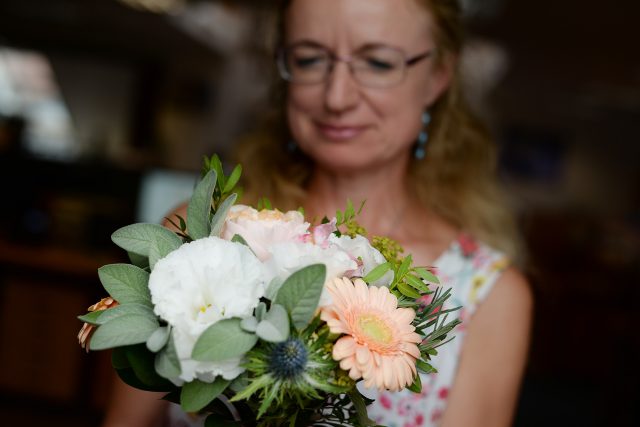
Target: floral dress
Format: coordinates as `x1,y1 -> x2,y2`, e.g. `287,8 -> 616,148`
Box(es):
362,234 -> 510,427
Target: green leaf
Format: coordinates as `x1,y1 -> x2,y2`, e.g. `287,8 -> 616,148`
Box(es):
416,359 -> 436,374
407,372 -> 422,393
77,310 -> 104,325
275,264 -> 326,330
126,344 -> 173,388
113,345 -> 174,392
96,303 -> 156,325
255,304 -> 289,343
210,155 -> 225,189
404,274 -> 430,293
223,165 -> 242,194
111,347 -> 130,369
89,314 -> 159,350
415,267 -> 440,284
362,262 -> 390,284
148,228 -> 183,270
240,317 -> 258,332
397,281 -> 421,299
187,170 -> 217,240
98,264 -> 151,306
192,318 -> 257,362
210,193 -> 237,237
128,251 -> 149,269
146,326 -> 171,353
155,333 -> 181,380
395,255 -> 412,282
112,223 -> 178,257
181,378 -> 231,413
231,234 -> 249,246
348,391 -> 377,426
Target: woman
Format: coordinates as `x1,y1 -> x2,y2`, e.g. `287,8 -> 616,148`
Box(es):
103,0 -> 531,426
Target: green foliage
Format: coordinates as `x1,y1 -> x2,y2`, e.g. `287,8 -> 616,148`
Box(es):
188,170 -> 218,240
95,303 -> 155,325
112,346 -> 175,392
181,378 -> 231,413
210,193 -> 237,237
255,304 -> 290,343
274,264 -> 326,330
146,326 -> 171,353
98,264 -> 151,306
89,314 -> 159,350
155,333 -> 182,380
362,262 -> 391,284
192,318 -> 258,362
112,223 -> 182,258
256,197 -> 273,210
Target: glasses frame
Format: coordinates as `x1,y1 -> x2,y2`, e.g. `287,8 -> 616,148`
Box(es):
276,43 -> 433,88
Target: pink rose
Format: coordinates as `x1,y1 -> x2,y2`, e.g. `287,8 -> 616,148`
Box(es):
221,205 -> 310,261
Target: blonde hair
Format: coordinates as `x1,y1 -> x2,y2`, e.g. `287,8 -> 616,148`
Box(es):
236,0 -> 521,259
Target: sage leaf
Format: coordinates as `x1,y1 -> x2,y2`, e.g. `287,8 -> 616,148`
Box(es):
255,304 -> 289,343
187,170 -> 217,239
90,314 -> 159,350
192,318 -> 257,362
181,378 -> 230,413
96,303 -> 156,325
275,264 -> 326,330
210,193 -> 237,237
155,333 -> 181,380
98,264 -> 151,306
112,223 -> 178,257
146,326 -> 171,353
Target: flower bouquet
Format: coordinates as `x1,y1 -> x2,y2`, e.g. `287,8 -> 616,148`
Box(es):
78,155 -> 460,426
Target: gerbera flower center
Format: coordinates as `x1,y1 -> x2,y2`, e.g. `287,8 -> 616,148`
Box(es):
268,338 -> 308,380
357,314 -> 393,345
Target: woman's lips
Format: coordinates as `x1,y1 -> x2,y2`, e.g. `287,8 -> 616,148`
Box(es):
316,122 -> 367,141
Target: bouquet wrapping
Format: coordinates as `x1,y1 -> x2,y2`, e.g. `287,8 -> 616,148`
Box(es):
78,155 -> 460,426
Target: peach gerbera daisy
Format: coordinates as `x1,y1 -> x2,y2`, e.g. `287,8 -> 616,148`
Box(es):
321,277 -> 422,392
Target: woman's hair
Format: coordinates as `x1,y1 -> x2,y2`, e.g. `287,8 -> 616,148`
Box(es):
236,0 -> 521,259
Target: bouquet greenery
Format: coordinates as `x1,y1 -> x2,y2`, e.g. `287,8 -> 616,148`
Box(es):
77,155 -> 460,426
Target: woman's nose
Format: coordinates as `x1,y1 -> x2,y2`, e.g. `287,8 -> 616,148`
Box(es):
323,62 -> 360,114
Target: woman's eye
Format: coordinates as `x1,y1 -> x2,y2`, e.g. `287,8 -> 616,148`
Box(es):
293,55 -> 325,69
364,58 -> 395,72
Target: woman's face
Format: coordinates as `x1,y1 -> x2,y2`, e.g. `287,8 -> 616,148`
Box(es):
284,0 -> 452,172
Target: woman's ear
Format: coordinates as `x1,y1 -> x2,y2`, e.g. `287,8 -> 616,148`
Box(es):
423,52 -> 456,106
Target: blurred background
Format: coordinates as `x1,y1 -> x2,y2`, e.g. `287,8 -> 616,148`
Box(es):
0,0 -> 638,426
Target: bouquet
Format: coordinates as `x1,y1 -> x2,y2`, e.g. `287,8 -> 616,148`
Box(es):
77,155 -> 460,426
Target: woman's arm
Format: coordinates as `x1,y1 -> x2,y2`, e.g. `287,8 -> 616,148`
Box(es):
101,377 -> 168,427
441,267 -> 533,427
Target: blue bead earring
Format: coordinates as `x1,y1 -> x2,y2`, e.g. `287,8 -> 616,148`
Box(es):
414,111 -> 431,160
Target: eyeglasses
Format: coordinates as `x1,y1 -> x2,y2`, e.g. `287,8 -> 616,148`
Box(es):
277,43 -> 433,88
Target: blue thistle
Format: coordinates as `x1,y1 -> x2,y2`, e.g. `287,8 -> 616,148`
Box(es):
268,338 -> 308,380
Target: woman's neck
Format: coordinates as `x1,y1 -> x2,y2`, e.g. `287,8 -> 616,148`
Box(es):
304,159 -> 414,238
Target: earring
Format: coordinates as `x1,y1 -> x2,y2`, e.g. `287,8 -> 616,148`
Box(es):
414,111 -> 431,160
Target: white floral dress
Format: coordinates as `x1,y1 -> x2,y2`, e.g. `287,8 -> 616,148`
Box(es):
362,233 -> 510,427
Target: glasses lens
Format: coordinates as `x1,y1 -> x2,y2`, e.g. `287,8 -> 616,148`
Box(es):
352,46 -> 405,87
281,45 -> 330,84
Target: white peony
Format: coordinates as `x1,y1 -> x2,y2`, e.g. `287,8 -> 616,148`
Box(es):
149,236 -> 265,384
263,241 -> 357,305
329,234 -> 394,287
221,205 -> 310,261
